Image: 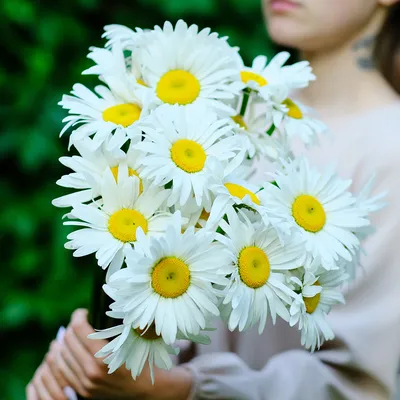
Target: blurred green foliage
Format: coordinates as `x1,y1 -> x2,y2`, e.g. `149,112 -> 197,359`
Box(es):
0,0 -> 275,398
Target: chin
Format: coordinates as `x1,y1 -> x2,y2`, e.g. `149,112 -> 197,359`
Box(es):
267,18 -> 311,49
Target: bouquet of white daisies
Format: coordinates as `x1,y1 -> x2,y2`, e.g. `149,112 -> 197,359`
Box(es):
53,20 -> 384,383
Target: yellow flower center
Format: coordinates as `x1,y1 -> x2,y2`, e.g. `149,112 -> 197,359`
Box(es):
156,70 -> 201,105
136,78 -> 147,87
199,209 -> 210,221
151,257 -> 190,298
303,281 -> 321,314
102,104 -> 142,127
108,209 -> 148,242
195,209 -> 210,228
224,183 -> 260,205
282,98 -> 303,119
110,166 -> 143,194
171,139 -> 206,173
240,71 -> 268,87
292,195 -> 326,233
238,246 -> 270,289
231,115 -> 248,130
134,324 -> 160,341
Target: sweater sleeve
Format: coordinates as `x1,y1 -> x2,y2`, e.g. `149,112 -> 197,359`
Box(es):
182,173 -> 400,400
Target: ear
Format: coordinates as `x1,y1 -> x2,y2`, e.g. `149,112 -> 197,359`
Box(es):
379,0 -> 400,5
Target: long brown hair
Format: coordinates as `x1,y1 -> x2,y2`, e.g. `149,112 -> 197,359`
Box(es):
374,3 -> 400,94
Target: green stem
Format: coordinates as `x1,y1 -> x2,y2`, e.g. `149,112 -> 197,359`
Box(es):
89,266 -> 115,330
266,124 -> 275,136
77,267 -> 115,400
239,89 -> 251,117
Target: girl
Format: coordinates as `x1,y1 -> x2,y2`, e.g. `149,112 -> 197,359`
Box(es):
28,0 -> 400,398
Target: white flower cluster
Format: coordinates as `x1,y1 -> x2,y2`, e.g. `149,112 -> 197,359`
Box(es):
54,20 -> 385,381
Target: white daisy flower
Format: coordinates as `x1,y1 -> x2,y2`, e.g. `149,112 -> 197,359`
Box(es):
137,20 -> 241,114
354,175 -> 387,223
64,168 -> 172,280
59,82 -> 149,151
260,158 -> 369,270
289,266 -> 347,351
353,176 -> 387,241
83,41 -> 149,98
83,41 -> 128,78
238,52 -> 315,92
104,212 -> 228,345
207,167 -> 291,239
271,98 -> 327,147
102,24 -> 146,50
207,173 -> 263,229
236,52 -> 315,130
279,55 -> 316,89
230,97 -> 280,160
150,20 -> 239,61
216,208 -> 305,334
52,137 -> 145,208
89,323 -> 178,384
88,319 -> 213,384
344,176 -> 387,279
267,126 -> 294,162
135,104 -> 240,207
230,156 -> 257,181
173,197 -> 209,231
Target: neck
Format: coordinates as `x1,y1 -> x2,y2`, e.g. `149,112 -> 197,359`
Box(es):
297,12 -> 398,120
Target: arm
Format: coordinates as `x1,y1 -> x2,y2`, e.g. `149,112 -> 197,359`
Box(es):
182,175 -> 400,400
182,344 -> 391,400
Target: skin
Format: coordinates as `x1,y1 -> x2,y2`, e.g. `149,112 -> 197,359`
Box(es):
26,309 -> 192,400
264,0 -> 384,51
28,0 -> 400,398
263,0 -> 400,118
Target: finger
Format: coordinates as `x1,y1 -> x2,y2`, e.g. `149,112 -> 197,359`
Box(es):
56,348 -> 90,397
33,372 -> 52,400
32,365 -> 45,394
70,308 -> 108,354
60,337 -> 86,378
65,325 -> 101,364
49,363 -> 70,389
26,383 -> 39,400
70,308 -> 89,326
41,363 -> 68,400
46,342 -> 69,388
64,325 -> 108,378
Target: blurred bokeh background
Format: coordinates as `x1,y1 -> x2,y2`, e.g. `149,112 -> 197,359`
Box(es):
0,0 -> 276,398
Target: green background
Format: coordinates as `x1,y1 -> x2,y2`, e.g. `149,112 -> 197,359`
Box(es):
0,0 -> 276,398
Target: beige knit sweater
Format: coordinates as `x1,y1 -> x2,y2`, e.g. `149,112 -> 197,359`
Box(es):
181,102 -> 400,400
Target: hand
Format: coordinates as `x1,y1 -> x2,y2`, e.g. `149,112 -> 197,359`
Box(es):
55,308 -> 193,399
26,340 -> 69,400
